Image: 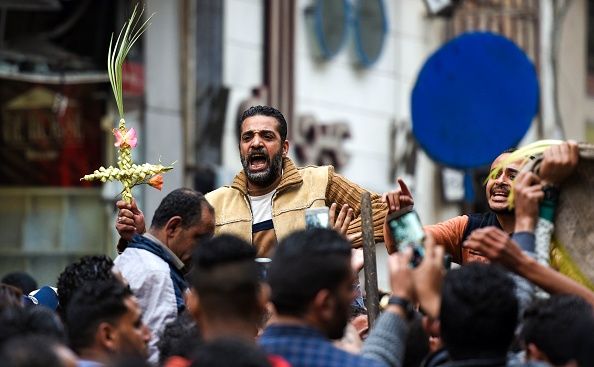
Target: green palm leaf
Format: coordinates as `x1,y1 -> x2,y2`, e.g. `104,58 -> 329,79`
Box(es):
107,4 -> 154,118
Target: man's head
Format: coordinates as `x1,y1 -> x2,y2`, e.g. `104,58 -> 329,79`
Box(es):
239,106 -> 289,188
268,229 -> 354,340
56,255 -> 119,319
1,272 -> 37,295
150,188 -> 215,265
188,235 -> 264,334
485,150 -> 521,214
0,335 -> 77,367
66,280 -> 151,361
522,294 -> 594,366
157,311 -> 202,364
0,302 -> 66,346
439,263 -> 518,361
191,337 -> 272,367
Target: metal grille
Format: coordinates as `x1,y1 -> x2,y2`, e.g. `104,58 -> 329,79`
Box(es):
448,0 -> 540,65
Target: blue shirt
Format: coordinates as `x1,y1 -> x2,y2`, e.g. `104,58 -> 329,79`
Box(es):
259,324 -> 386,367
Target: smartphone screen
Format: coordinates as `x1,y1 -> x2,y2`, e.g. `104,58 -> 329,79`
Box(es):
387,207 -> 425,267
305,207 -> 330,229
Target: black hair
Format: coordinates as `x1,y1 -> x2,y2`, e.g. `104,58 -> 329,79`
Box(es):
190,338 -> 271,367
56,255 -> 115,320
240,105 -> 288,142
0,304 -> 66,347
521,294 -> 594,365
150,188 -> 213,229
192,234 -> 257,270
1,272 -> 38,295
0,284 -> 22,313
109,356 -> 152,367
403,312 -> 430,367
268,228 -> 352,317
158,311 -> 202,364
0,335 -> 67,367
439,263 -> 518,361
190,235 -> 261,323
65,279 -> 133,353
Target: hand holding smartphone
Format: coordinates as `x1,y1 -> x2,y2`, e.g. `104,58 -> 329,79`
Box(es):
305,207 -> 330,229
386,206 -> 426,267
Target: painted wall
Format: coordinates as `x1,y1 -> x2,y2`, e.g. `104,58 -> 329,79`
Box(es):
558,0 -> 594,141
292,0 -> 458,228
143,0 -> 184,224
221,0 -> 265,178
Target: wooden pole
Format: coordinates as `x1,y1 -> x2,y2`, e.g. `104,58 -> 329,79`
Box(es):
361,192 -> 380,328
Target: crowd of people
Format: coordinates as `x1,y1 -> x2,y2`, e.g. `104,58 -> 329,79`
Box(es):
1,105 -> 594,367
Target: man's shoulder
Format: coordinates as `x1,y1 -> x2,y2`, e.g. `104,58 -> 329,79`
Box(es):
294,164 -> 331,185
296,163 -> 331,172
115,247 -> 169,273
260,326 -> 383,367
205,185 -> 242,202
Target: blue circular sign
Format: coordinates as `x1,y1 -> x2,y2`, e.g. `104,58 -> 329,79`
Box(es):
411,32 -> 539,169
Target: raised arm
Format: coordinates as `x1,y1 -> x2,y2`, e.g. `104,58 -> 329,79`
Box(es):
325,167 -> 389,247
464,227 -> 594,307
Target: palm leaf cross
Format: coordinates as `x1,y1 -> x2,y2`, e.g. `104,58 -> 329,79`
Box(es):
81,5 -> 172,203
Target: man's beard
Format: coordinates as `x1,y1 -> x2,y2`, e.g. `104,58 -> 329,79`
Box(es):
326,294 -> 350,340
241,148 -> 283,187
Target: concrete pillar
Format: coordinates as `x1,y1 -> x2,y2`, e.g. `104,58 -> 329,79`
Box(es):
143,0 -> 184,223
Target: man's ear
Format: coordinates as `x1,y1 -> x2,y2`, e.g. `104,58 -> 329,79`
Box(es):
526,343 -> 549,363
165,216 -> 183,239
282,140 -> 289,157
312,289 -> 334,322
97,322 -> 117,352
186,288 -> 201,322
258,283 -> 271,312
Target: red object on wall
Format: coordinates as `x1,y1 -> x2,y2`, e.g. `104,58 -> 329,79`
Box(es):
122,61 -> 145,96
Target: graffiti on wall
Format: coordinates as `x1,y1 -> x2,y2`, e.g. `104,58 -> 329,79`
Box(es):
389,118 -> 418,189
293,114 -> 351,171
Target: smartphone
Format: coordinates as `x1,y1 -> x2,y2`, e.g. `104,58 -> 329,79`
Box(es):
305,206 -> 330,229
255,257 -> 272,281
386,206 -> 425,267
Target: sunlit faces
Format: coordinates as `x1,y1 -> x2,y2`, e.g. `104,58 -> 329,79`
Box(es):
485,153 -> 521,214
169,206 -> 215,266
239,115 -> 288,188
111,296 -> 151,358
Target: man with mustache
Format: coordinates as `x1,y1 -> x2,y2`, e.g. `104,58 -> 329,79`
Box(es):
116,105 -> 390,257
204,105 -> 390,257
382,142 -> 578,264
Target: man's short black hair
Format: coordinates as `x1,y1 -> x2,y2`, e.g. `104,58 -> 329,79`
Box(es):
150,188 -> 213,229
0,335 -> 67,367
56,255 -> 115,319
190,338 -> 271,367
0,284 -> 22,313
158,311 -> 202,363
65,279 -> 133,354
240,105 -> 288,142
440,263 -> 518,361
268,228 -> 351,317
1,272 -> 38,295
522,294 -> 594,365
0,304 -> 66,346
190,235 -> 260,323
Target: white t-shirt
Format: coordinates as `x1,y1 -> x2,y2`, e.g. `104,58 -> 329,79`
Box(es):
249,189 -> 275,227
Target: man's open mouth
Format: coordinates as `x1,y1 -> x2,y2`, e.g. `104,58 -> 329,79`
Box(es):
248,152 -> 269,171
490,186 -> 510,200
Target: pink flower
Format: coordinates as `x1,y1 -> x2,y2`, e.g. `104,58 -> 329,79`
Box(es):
113,127 -> 138,148
148,174 -> 164,190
